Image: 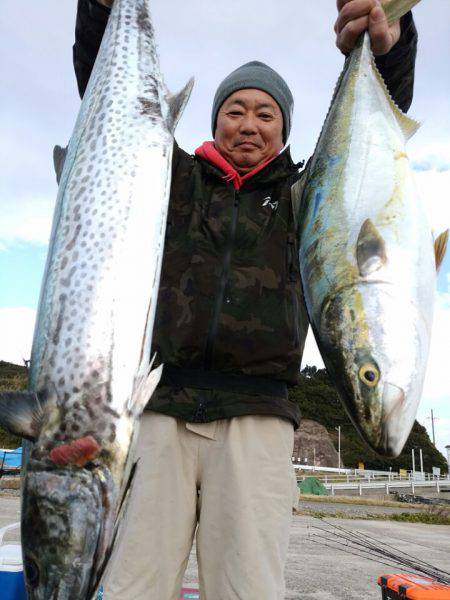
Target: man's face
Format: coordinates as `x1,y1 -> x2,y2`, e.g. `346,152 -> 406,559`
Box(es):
214,89 -> 284,174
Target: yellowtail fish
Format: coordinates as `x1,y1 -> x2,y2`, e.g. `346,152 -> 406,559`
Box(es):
294,0 -> 447,457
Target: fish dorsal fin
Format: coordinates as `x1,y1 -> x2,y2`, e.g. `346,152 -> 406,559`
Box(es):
53,145 -> 68,184
356,219 -> 388,276
0,391 -> 46,441
382,0 -> 422,26
164,77 -> 194,132
434,229 -> 449,272
88,462 -> 139,598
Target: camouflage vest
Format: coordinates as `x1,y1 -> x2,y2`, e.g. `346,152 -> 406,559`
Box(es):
148,143 -> 308,427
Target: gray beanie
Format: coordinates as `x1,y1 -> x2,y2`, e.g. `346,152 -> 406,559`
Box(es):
211,60 -> 294,143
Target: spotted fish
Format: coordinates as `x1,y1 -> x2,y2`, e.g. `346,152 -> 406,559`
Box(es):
0,0 -> 193,597
293,0 -> 447,457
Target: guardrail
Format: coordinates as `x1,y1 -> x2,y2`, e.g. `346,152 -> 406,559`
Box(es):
292,463 -> 449,485
324,479 -> 450,496
0,450 -> 22,477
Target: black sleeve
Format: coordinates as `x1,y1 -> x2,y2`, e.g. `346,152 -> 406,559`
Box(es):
374,11 -> 418,113
73,0 -> 111,98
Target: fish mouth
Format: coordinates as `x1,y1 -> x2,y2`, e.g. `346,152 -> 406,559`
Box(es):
378,381 -> 408,457
382,382 -> 406,424
355,382 -> 407,457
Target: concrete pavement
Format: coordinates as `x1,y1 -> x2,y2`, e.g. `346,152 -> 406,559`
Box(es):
2,495 -> 449,599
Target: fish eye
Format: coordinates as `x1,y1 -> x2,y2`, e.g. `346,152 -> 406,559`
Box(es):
24,557 -> 40,588
358,364 -> 380,387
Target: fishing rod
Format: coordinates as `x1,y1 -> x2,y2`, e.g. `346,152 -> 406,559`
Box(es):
307,536 -> 434,579
308,519 -> 450,584
310,522 -> 450,584
328,519 -> 450,574
309,531 -> 450,584
309,528 -> 448,582
310,521 -> 450,582
312,518 -> 450,578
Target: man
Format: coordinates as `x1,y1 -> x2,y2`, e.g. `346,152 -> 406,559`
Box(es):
74,1 -> 417,598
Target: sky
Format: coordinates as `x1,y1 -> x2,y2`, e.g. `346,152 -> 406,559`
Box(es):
1,1 -> 449,457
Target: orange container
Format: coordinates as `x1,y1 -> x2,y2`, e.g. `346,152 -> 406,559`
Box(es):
378,574 -> 450,599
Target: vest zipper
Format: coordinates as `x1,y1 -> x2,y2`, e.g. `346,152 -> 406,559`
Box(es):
204,189 -> 240,370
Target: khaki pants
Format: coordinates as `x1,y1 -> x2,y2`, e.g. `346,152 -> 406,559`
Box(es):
103,412 -> 297,600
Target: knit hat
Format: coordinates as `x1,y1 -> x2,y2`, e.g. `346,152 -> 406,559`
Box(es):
211,61 -> 294,143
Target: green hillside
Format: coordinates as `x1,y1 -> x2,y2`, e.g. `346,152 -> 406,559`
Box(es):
0,360 -> 27,448
0,360 -> 447,473
291,366 -> 448,473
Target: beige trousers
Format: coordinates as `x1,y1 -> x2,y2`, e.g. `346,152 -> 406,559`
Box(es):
103,412 -> 297,600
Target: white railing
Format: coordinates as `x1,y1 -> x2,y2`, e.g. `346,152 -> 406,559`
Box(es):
292,461 -> 449,483
292,464 -> 351,474
324,478 -> 450,496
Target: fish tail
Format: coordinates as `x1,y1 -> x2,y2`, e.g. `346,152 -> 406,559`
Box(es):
372,60 -> 420,139
382,0 -> 422,25
363,0 -> 422,140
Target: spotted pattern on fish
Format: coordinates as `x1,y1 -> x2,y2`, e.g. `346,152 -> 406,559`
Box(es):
32,0 -> 173,459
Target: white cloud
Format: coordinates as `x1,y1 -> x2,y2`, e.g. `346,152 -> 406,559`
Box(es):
418,290 -> 450,452
301,329 -> 324,370
411,142 -> 450,172
0,194 -> 54,248
410,151 -> 450,235
0,307 -> 36,365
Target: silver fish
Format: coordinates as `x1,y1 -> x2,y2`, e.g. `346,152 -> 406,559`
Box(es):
0,0 -> 193,597
293,0 -> 446,457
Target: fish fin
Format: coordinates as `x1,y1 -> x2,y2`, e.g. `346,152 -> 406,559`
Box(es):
291,158 -> 312,233
88,462 -> 139,598
0,391 -> 46,441
53,145 -> 68,184
369,47 -> 420,141
128,356 -> 163,416
356,219 -> 388,276
164,77 -> 194,132
434,229 -> 449,272
382,0 -> 422,25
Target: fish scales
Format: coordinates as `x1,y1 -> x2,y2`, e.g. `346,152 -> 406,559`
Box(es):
295,0 -> 436,457
0,0 -> 192,597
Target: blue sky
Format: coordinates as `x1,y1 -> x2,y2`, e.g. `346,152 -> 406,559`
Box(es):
0,245 -> 47,308
1,1 -> 449,455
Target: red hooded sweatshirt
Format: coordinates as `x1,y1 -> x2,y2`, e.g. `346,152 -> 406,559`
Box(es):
195,141 -> 275,190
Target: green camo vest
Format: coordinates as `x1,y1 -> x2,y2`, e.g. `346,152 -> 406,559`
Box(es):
148,143 -> 308,427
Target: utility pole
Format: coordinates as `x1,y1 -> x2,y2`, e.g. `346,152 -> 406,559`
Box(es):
419,448 -> 424,480
427,409 -> 437,446
412,448 -> 416,479
335,426 -> 341,472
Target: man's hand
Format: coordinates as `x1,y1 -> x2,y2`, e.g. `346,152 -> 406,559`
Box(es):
97,0 -> 113,7
335,0 -> 401,56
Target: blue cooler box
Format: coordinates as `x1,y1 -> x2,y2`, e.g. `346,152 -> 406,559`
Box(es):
0,522 -> 27,600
